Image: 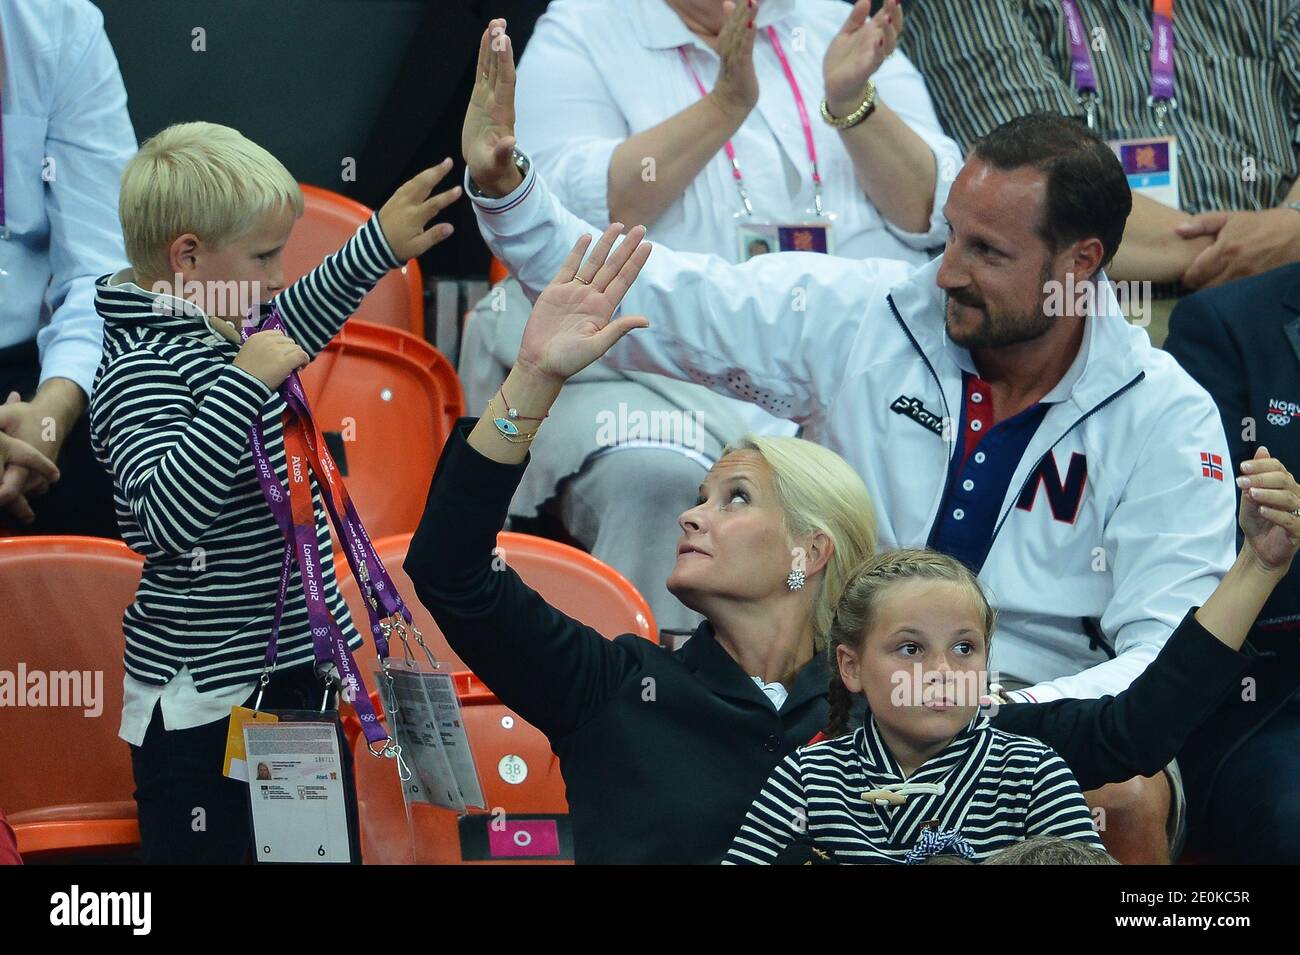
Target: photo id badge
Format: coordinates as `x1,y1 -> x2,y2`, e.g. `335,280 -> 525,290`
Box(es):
737,219 -> 834,260
243,714 -> 354,863
377,666 -> 467,813
1109,135 -> 1180,209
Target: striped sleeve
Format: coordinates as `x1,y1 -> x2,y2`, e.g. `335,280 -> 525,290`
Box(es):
1024,751 -> 1105,848
274,214 -> 403,356
92,353 -> 272,554
722,754 -> 808,865
1283,5 -> 1300,146
900,2 -> 1077,153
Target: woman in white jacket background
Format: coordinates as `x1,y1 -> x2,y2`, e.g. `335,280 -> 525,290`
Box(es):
459,0 -> 962,633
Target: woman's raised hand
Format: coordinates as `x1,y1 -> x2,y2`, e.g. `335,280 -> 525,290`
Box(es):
824,0 -> 902,115
711,0 -> 761,121
515,224 -> 653,384
1237,446 -> 1300,573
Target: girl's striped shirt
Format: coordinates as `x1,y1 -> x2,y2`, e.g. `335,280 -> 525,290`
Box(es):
724,716 -> 1103,864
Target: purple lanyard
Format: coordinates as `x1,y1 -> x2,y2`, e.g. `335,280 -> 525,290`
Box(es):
241,305 -> 422,758
1059,0 -> 1176,129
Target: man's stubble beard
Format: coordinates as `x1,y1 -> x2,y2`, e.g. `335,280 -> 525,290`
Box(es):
944,262 -> 1056,351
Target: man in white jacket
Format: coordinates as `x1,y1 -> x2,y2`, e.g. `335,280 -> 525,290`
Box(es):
461,19 -> 1236,861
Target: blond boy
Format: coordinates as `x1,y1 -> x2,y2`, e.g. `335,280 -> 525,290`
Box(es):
89,122 -> 459,863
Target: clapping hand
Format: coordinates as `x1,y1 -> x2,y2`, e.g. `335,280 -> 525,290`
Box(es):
710,1 -> 761,121
824,0 -> 902,116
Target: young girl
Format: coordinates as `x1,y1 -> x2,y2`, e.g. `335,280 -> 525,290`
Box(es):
724,549 -> 1103,864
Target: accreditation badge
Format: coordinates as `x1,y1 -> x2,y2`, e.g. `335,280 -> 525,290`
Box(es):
243,712 -> 355,863
1109,135 -> 1180,209
376,666 -> 486,813
377,666 -> 467,813
737,219 -> 834,260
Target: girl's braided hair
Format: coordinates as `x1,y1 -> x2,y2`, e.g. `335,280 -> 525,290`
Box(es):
825,549 -> 996,739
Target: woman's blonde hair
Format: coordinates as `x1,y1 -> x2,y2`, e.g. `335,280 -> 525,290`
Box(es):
825,549 -> 996,738
722,434 -> 877,652
119,121 -> 303,282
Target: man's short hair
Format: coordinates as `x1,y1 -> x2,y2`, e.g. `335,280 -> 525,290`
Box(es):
982,836 -> 1119,865
119,121 -> 303,281
972,112 -> 1132,273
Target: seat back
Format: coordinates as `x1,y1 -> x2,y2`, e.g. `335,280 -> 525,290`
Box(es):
0,537 -> 142,814
298,326 -> 461,540
335,531 -> 656,675
353,696 -> 570,865
283,184 -> 424,337
339,532 -> 656,863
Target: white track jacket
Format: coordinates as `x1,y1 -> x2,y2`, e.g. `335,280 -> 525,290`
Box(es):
468,160 -> 1236,703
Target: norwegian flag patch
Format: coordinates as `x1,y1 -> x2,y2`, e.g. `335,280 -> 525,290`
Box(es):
1200,452 -> 1224,481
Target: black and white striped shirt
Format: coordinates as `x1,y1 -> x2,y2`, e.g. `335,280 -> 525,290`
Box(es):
89,217 -> 400,691
724,717 -> 1102,864
902,0 -> 1300,213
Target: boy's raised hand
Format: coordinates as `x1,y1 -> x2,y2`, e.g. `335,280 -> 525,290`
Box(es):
462,17 -> 520,198
378,157 -> 461,262
234,330 -> 310,391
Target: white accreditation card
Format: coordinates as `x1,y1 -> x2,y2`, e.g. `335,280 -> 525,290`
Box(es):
420,671 -> 486,810
378,667 -> 467,813
243,719 -> 352,863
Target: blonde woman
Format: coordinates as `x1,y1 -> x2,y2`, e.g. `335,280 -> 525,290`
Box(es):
407,224 -> 1300,863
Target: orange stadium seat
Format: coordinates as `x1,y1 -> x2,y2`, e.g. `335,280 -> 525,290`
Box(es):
0,536 -> 143,859
299,323 -> 463,540
336,531 -> 656,863
283,184 -> 425,337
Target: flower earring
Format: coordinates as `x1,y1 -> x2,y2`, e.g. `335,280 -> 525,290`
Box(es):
788,546 -> 807,591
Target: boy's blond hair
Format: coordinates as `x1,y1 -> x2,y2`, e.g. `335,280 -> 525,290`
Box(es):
119,122 -> 303,282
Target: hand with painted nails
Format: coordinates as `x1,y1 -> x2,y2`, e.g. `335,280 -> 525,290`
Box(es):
824,0 -> 902,116
1236,445 -> 1300,572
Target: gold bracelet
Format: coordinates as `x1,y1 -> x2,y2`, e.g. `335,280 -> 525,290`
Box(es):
821,80 -> 878,130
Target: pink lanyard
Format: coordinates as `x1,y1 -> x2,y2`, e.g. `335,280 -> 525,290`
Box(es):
678,25 -> 827,217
